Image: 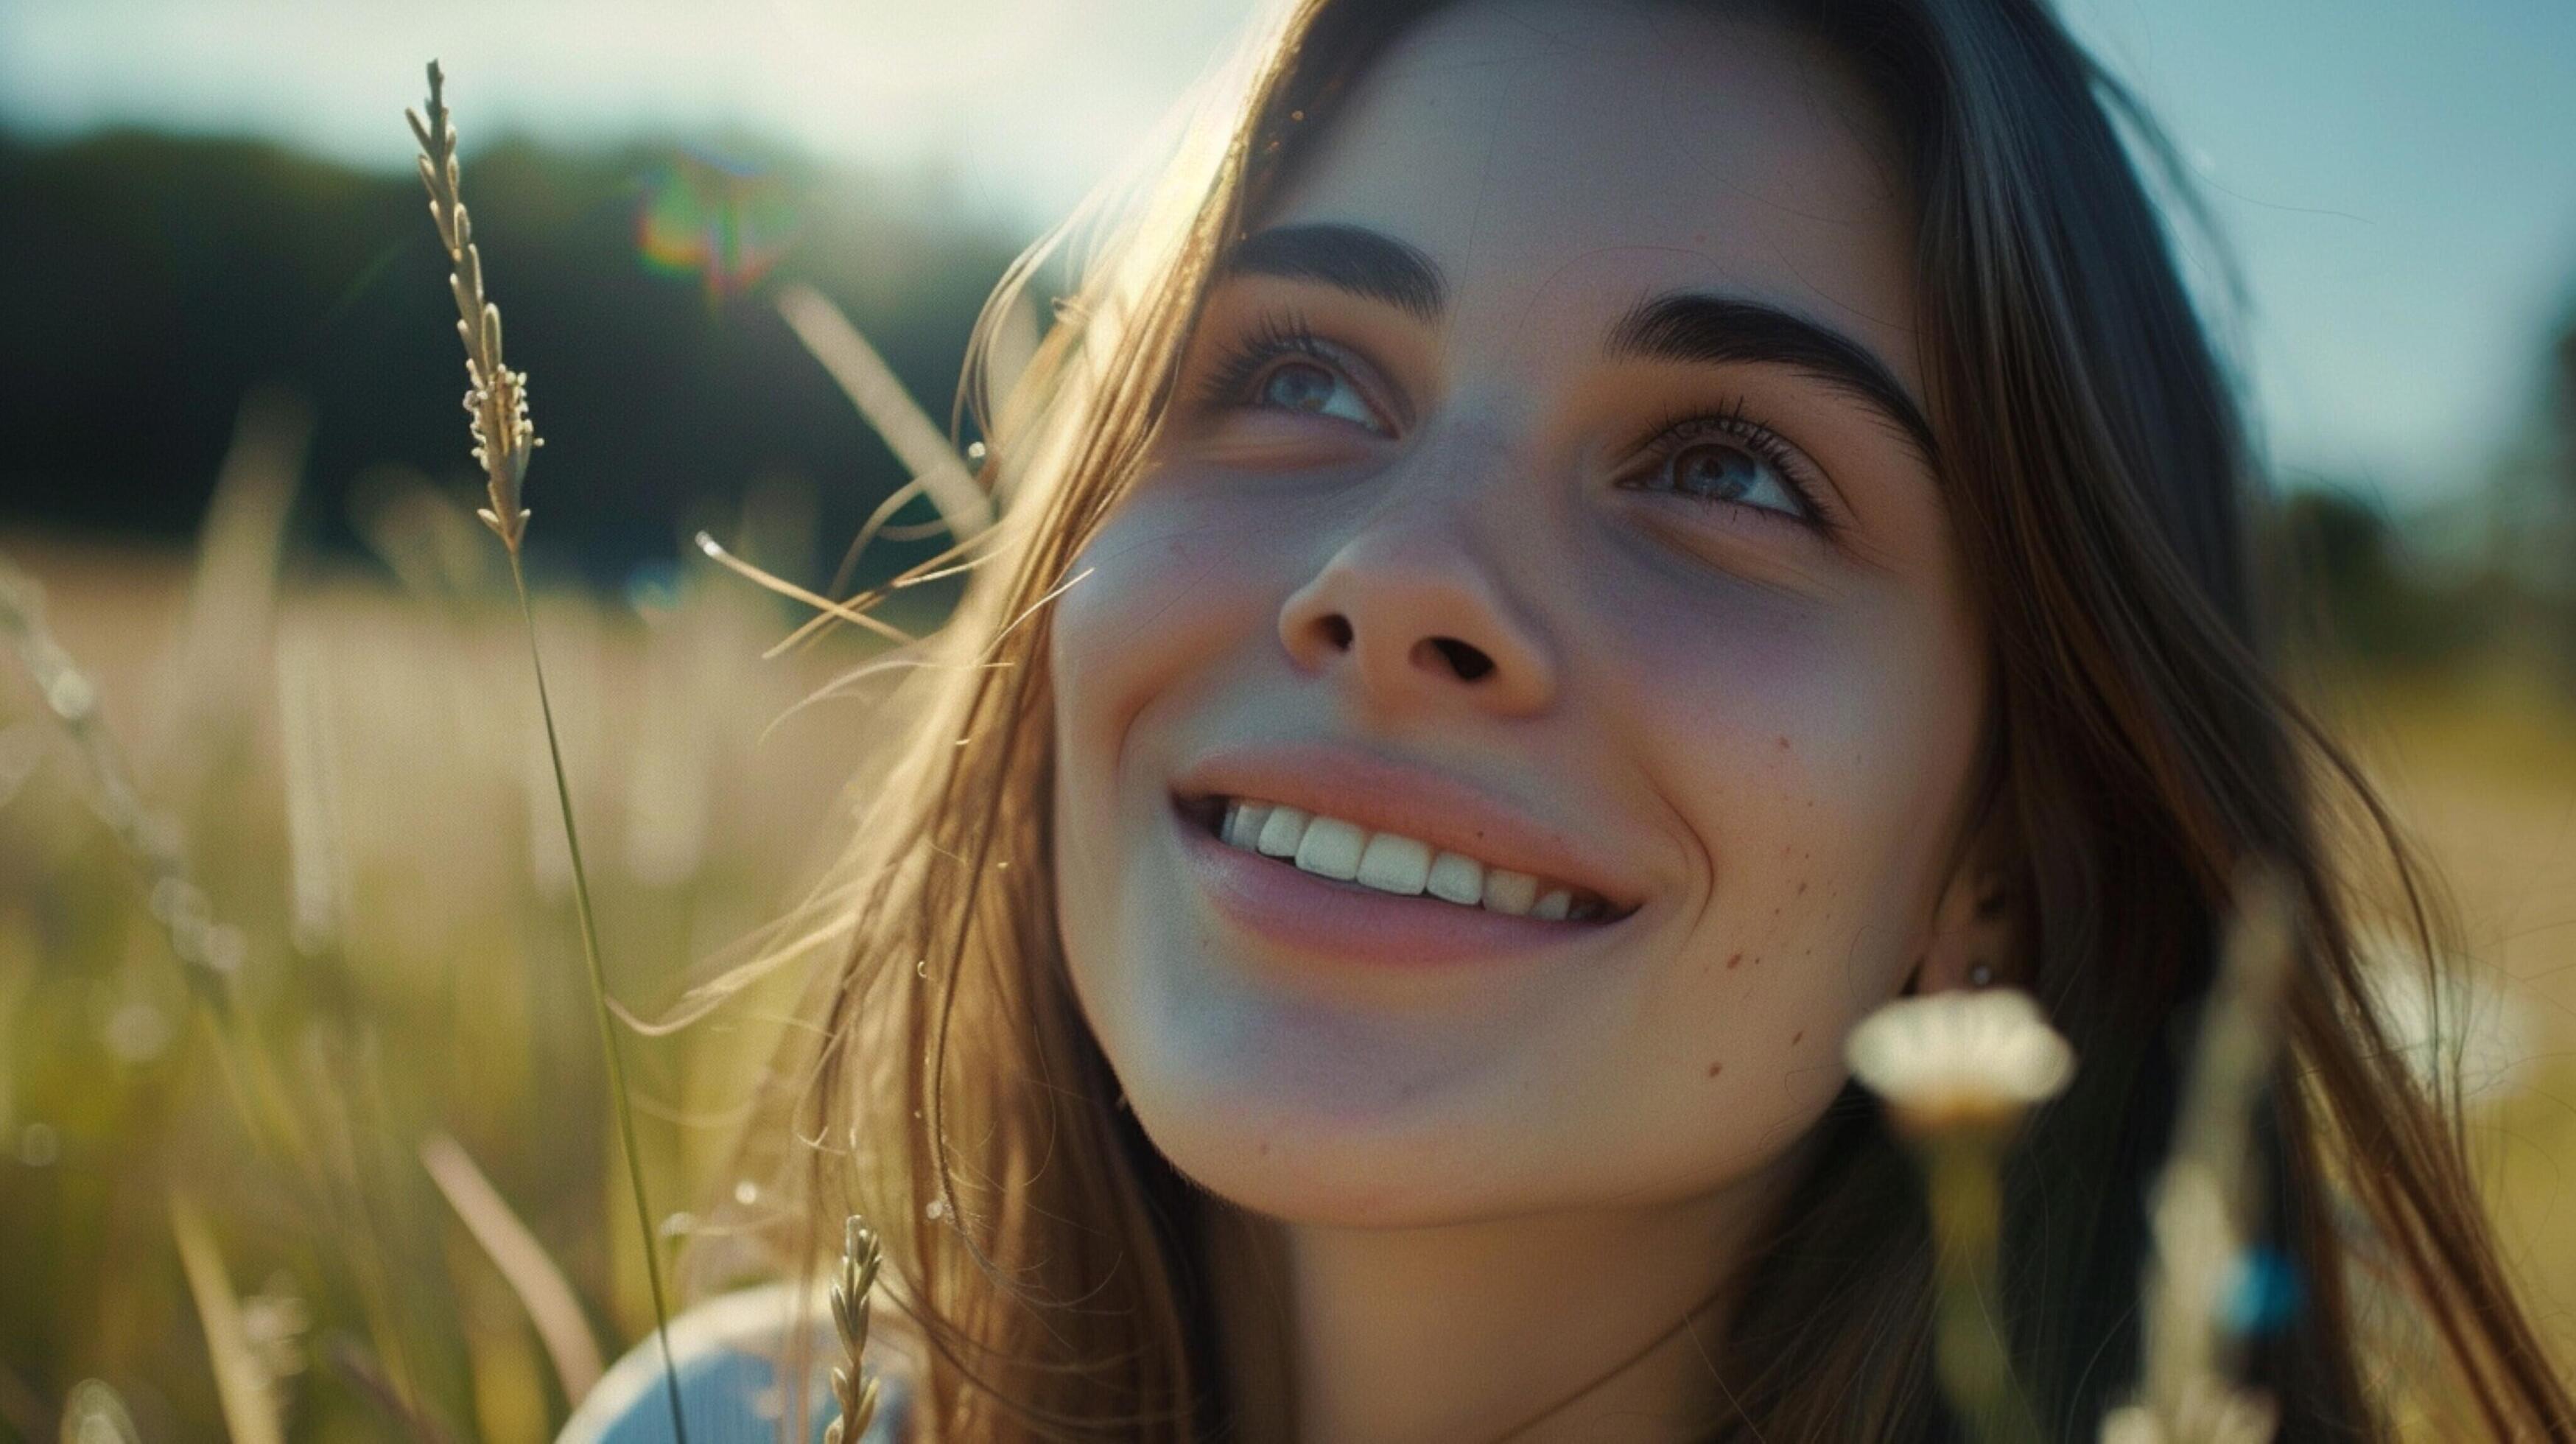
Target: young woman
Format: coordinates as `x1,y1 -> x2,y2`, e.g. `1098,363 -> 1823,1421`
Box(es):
577,0 -> 2574,1438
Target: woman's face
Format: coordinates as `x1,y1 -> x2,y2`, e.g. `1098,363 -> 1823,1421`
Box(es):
1050,0 -> 1983,1225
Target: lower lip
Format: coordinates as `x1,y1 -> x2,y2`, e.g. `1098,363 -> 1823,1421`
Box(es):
1176,806 -> 1618,968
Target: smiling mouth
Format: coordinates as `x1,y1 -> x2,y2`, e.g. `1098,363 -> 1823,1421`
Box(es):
1181,794 -> 1619,922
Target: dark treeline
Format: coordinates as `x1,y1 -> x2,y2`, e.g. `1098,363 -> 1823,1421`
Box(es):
4,125 -> 2574,676
0,126 -> 1035,584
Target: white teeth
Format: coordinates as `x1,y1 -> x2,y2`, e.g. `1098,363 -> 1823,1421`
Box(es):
1255,806 -> 1310,858
1425,850 -> 1484,906
1294,816 -> 1367,881
1224,800 -> 1274,849
1353,833 -> 1432,894
1212,796 -> 1606,922
1481,869 -> 1538,916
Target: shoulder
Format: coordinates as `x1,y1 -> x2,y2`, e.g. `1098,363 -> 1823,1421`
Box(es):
558,1282 -> 919,1443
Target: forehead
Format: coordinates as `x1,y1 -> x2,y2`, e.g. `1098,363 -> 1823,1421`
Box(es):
1259,0 -> 1924,398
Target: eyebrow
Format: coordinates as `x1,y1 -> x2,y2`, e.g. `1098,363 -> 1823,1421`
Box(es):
1218,222 -> 1937,470
1606,292 -> 1940,470
1219,222 -> 1447,323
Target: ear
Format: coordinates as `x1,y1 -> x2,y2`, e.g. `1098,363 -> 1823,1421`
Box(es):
1908,808 -> 2020,997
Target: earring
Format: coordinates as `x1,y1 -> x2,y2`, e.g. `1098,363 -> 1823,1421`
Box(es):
1967,961 -> 1996,989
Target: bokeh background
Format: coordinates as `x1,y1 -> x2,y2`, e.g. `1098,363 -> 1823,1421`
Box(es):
1,1 -> 2572,1438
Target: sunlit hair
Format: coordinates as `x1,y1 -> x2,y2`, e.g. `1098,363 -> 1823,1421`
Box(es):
718,0 -> 2575,1436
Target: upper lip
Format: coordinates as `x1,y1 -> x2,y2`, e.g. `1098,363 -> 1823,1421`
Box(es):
1171,740 -> 1646,912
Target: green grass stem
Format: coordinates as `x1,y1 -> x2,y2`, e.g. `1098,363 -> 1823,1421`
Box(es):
508,550 -> 688,1443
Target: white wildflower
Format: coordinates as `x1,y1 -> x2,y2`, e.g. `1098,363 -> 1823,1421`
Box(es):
1845,986 -> 2075,1134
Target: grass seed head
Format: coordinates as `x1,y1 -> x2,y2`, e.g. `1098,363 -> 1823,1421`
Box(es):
824,1214 -> 884,1444
406,60 -> 538,552
2098,1381 -> 2280,1444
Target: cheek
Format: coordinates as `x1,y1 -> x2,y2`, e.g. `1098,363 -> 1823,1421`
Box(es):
1627,579 -> 1962,798
1050,482 -> 1273,777
1549,575 -> 1979,1182
1047,479 -> 1283,1006
1601,564 -> 1981,1009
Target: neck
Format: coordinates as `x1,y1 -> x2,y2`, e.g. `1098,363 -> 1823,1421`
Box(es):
1206,1172 -> 1794,1444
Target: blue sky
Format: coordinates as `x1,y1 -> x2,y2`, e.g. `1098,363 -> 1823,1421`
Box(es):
2056,0 -> 2576,505
4,0 -> 2571,505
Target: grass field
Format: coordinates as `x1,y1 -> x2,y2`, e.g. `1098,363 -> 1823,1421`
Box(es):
1,513 -> 2571,1440
0,516 -> 896,1441
2334,666 -> 2576,1384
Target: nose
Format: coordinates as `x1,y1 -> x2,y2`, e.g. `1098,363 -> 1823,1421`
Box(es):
1277,497 -> 1558,717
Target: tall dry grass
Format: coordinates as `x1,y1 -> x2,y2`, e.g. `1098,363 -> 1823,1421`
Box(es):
0,486 -> 886,1437
407,57 -> 690,1440
0,62 -> 947,1439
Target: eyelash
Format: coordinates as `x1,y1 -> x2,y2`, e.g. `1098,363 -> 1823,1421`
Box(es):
1197,306 -> 1374,421
1198,309 -> 1836,535
1621,398 -> 1837,537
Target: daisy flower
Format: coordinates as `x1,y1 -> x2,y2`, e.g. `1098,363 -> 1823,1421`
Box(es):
1844,986 -> 2076,1136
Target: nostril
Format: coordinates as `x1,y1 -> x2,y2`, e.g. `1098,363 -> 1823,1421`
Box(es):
1423,636 -> 1495,681
1319,614 -> 1355,651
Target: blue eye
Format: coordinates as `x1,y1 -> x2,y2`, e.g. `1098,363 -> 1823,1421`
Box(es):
1621,406 -> 1829,532
1662,441 -> 1809,519
1198,310 -> 1394,437
1254,358 -> 1380,430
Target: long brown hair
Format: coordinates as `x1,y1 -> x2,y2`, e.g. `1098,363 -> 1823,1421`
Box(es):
726,1 -> 2576,1437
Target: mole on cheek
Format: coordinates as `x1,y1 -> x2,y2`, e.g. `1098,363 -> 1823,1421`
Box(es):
1706,1061 -> 1724,1078
1726,952 -> 1743,970
1791,1029 -> 1804,1045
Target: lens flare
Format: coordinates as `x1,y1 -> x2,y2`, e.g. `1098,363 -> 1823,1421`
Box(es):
636,149 -> 799,299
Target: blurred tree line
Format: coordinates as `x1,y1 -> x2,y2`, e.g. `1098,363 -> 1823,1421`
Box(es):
0,127 -> 1030,588
2,125 -> 2574,681
2266,302 -> 2576,687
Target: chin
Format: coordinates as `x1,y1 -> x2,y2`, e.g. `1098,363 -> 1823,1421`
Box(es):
1107,1031 -> 1541,1228
1136,1107 -> 1500,1227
